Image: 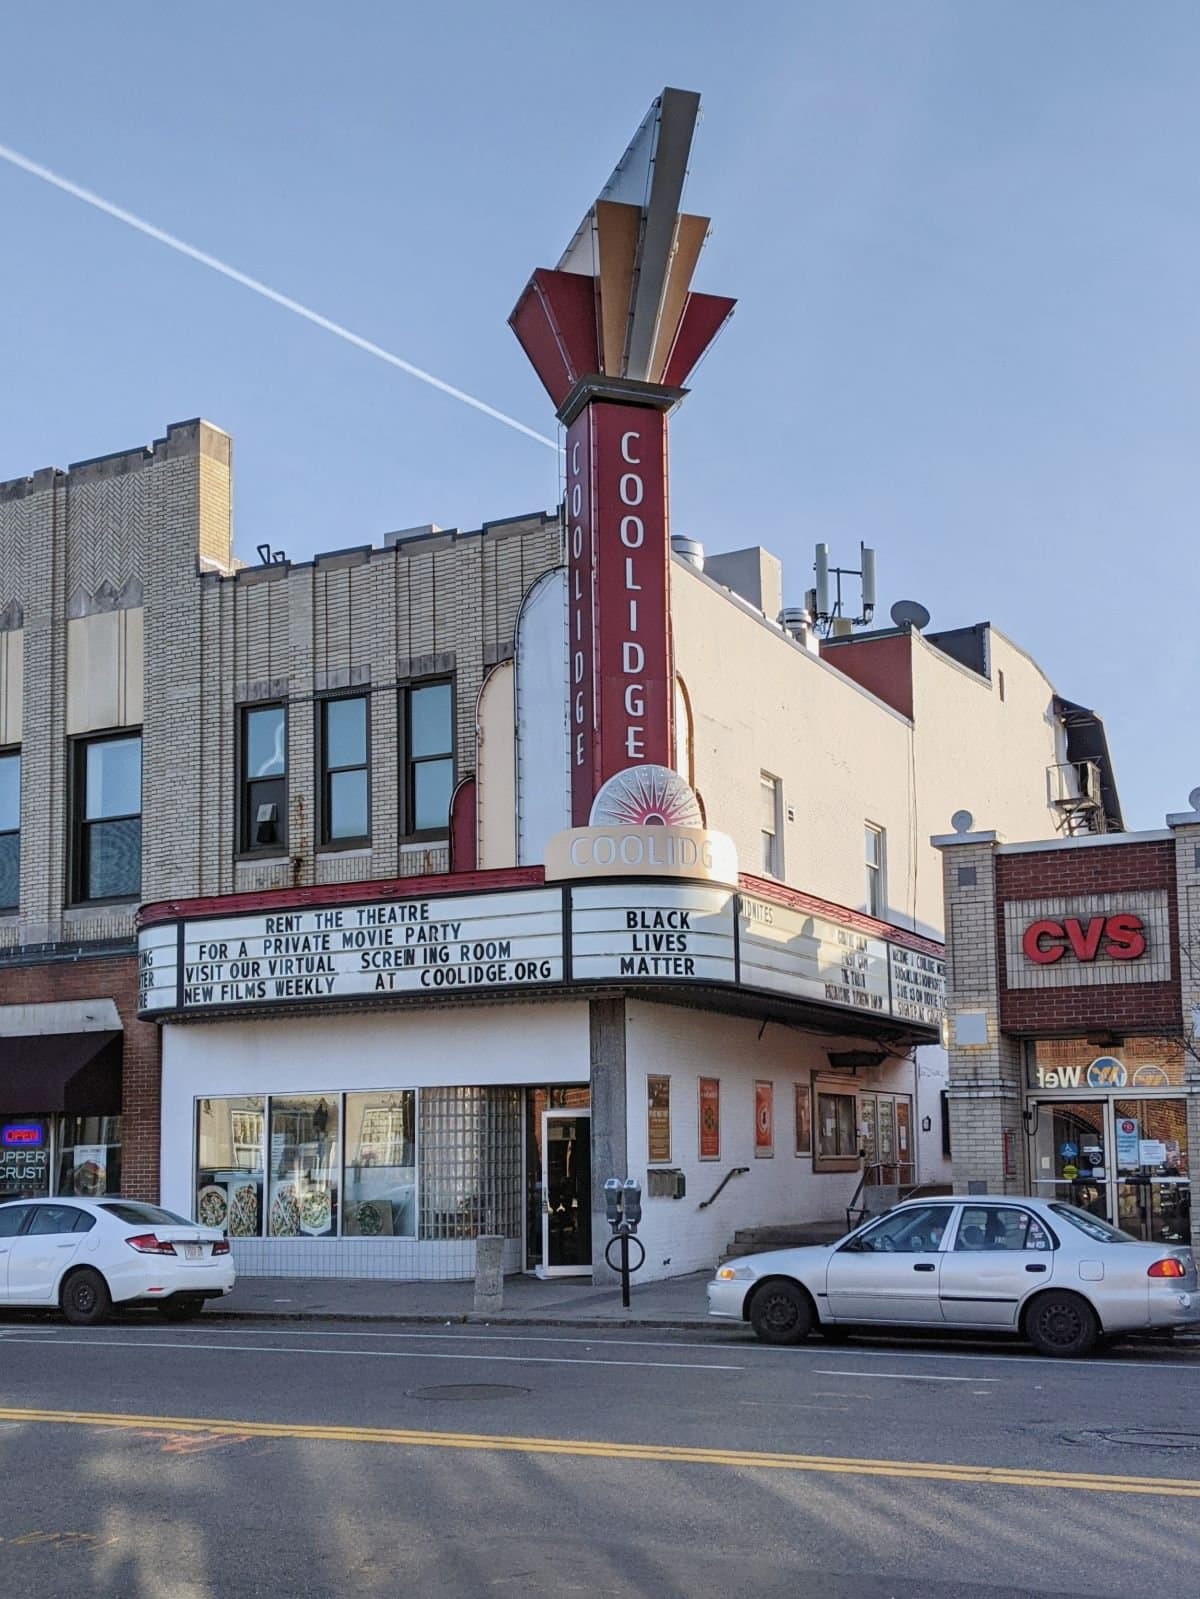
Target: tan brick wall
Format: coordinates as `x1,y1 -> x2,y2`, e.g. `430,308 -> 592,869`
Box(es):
0,422 -> 563,936
939,838 -> 1028,1194
1171,819 -> 1200,1248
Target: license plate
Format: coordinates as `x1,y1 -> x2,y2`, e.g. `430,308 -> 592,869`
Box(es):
183,1244 -> 203,1261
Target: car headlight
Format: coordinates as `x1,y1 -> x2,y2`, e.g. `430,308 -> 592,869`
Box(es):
715,1265 -> 756,1282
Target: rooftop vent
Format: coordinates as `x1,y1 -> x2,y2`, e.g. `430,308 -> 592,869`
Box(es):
671,536 -> 704,571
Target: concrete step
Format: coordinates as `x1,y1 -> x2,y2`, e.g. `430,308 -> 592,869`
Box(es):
722,1221 -> 846,1261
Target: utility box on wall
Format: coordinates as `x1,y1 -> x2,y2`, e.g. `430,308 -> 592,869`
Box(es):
646,1168 -> 686,1200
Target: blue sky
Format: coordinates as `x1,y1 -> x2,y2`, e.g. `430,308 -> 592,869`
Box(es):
1,2 -> 1196,830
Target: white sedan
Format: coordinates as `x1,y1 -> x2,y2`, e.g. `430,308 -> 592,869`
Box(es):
0,1197 -> 235,1325
708,1196 -> 1200,1357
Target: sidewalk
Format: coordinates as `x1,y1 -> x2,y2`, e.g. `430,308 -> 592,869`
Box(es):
209,1270 -> 715,1329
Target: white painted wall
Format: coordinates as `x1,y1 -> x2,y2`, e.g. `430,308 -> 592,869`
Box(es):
670,561 -> 1065,940
515,569 -> 570,864
621,1000 -> 922,1280
160,1001 -> 591,1280
476,661 -> 516,869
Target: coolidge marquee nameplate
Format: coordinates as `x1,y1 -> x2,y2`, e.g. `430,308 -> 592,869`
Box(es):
139,883 -> 944,1026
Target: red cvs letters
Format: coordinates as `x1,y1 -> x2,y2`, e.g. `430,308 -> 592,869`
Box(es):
1021,913 -> 1146,965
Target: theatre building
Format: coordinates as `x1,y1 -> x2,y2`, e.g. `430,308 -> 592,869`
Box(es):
936,794 -> 1200,1249
0,89 -> 1122,1282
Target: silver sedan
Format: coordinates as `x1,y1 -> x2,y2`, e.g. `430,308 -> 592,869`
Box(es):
707,1195 -> 1199,1356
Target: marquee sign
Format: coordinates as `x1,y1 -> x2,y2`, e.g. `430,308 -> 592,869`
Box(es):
139,889 -> 564,1014
138,881 -> 945,1030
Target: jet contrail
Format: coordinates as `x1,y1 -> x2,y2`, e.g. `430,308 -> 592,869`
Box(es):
0,141 -> 558,452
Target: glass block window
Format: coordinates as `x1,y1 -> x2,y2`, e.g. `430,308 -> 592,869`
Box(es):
419,1086 -> 522,1241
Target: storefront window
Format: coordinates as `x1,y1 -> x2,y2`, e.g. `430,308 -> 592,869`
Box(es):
0,1117 -> 52,1199
197,1097 -> 265,1236
57,1115 -> 121,1199
268,1095 -> 338,1237
343,1093 -> 415,1237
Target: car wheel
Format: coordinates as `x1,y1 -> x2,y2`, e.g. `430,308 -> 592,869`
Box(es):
157,1298 -> 205,1323
749,1280 -> 813,1346
60,1268 -> 112,1327
1024,1291 -> 1099,1358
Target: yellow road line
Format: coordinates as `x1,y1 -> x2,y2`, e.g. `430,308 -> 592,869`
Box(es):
0,1406 -> 1196,1498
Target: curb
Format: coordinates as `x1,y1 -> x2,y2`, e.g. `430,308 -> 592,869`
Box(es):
199,1308 -> 1200,1344
203,1308 -> 716,1331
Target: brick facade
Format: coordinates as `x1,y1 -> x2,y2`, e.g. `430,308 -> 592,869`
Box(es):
0,419 -> 563,1204
0,953 -> 159,1200
938,818 -> 1200,1246
996,841 -> 1180,1034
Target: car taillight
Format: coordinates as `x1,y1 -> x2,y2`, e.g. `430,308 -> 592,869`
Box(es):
212,1239 -> 231,1256
1148,1258 -> 1187,1279
126,1233 -> 177,1256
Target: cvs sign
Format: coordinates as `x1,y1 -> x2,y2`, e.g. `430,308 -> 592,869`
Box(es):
1021,913 -> 1145,966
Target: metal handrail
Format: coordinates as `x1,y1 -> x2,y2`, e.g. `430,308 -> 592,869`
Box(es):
698,1166 -> 750,1210
845,1160 -> 918,1231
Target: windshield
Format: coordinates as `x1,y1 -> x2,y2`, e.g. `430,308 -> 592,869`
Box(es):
1048,1203 -> 1137,1244
99,1201 -> 195,1228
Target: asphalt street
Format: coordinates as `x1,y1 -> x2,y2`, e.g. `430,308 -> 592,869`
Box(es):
1,1315 -> 1199,1598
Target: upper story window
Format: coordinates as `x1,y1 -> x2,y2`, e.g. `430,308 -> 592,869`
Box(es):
760,772 -> 782,878
320,695 -> 369,847
75,733 -> 141,901
241,704 -> 287,853
864,822 -> 886,919
0,750 -> 18,911
405,682 -> 453,836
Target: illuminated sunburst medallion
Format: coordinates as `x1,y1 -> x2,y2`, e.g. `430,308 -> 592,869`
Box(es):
589,765 -> 703,829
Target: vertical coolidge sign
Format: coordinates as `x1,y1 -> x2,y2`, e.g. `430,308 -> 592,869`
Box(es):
509,87 -> 735,824
567,402 -> 671,825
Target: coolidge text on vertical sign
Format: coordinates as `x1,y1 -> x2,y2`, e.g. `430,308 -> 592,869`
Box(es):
566,399 -> 673,823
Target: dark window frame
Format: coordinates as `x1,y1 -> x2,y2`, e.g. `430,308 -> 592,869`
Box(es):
317,692 -> 371,851
400,679 -> 455,841
0,745 -> 19,911
70,729 -> 143,906
813,1080 -> 861,1174
238,702 -> 288,858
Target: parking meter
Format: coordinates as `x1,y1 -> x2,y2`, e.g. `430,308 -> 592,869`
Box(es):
622,1177 -> 642,1232
604,1177 -> 623,1229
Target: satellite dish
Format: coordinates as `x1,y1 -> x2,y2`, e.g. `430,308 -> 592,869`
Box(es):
950,810 -> 975,835
890,599 -> 931,631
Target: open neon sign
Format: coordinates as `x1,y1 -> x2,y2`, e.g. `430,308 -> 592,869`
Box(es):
2,1124 -> 45,1148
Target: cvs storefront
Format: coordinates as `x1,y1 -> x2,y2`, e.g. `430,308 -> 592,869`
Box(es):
936,802 -> 1200,1251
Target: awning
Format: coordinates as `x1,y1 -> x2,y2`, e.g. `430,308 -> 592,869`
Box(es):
0,1032 -> 122,1116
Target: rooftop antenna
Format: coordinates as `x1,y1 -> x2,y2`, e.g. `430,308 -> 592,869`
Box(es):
890,599 -> 931,632
805,542 -> 876,637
